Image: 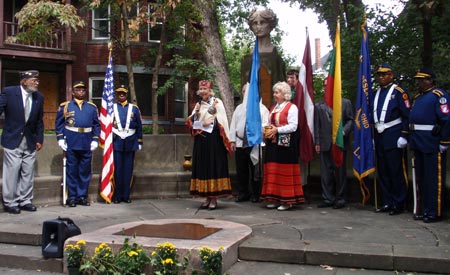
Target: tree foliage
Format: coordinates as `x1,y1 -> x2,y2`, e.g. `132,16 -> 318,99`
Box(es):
10,0 -> 85,44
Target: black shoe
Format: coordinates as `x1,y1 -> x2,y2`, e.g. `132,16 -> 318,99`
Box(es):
20,204 -> 37,212
333,203 -> 345,209
123,199 -> 131,203
375,205 -> 391,213
389,207 -> 403,216
67,200 -> 77,207
317,202 -> 333,208
4,206 -> 21,214
235,195 -> 250,202
251,196 -> 260,203
423,216 -> 442,223
113,199 -> 121,204
413,214 -> 424,220
77,198 -> 90,206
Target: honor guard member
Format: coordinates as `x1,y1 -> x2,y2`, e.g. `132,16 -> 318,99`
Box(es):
409,68 -> 450,223
55,81 -> 100,207
373,63 -> 410,215
112,85 -> 143,204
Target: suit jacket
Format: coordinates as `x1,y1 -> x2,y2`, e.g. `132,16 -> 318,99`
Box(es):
314,99 -> 354,151
0,85 -> 44,150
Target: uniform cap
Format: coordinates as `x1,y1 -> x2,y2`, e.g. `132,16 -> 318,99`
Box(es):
20,70 -> 39,80
376,63 -> 392,73
414,68 -> 435,79
199,80 -> 213,89
72,81 -> 86,88
115,85 -> 128,93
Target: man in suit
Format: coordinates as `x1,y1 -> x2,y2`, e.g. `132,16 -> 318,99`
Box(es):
112,85 -> 143,204
314,98 -> 353,209
0,70 -> 44,214
55,81 -> 100,207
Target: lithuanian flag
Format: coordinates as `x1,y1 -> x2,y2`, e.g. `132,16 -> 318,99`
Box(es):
324,18 -> 344,167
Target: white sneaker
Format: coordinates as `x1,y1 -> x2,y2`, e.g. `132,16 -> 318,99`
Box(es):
277,204 -> 292,211
266,203 -> 279,209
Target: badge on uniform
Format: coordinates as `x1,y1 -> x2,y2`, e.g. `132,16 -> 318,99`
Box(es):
440,104 -> 449,114
403,93 -> 411,108
439,97 -> 447,104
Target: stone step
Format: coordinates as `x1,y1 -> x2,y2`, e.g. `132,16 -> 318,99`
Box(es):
0,223 -> 42,246
0,243 -> 62,273
238,236 -> 450,274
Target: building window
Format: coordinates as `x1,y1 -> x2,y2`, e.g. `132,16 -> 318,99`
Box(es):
89,77 -> 105,109
148,20 -> 162,43
122,4 -> 140,42
92,5 -> 110,39
174,81 -> 188,122
134,74 -> 166,117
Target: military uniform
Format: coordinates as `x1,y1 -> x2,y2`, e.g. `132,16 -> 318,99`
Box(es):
112,86 -> 143,203
373,64 -> 410,215
55,81 -> 100,207
410,69 -> 450,222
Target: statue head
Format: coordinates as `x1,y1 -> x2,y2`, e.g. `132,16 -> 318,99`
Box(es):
248,8 -> 278,39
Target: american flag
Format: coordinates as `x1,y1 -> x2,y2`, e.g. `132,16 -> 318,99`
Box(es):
99,54 -> 114,203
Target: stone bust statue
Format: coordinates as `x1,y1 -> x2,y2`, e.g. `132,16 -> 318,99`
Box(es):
241,8 -> 286,107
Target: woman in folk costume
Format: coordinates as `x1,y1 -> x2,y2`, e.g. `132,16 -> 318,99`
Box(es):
186,80 -> 232,210
261,81 -> 304,211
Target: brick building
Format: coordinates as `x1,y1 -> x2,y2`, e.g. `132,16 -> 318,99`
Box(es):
0,0 -> 191,134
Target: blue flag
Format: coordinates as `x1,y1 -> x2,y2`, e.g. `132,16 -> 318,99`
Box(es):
353,21 -> 376,204
246,39 -> 262,147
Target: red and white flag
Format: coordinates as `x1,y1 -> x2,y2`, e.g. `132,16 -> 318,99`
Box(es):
293,31 -> 315,163
99,53 -> 115,203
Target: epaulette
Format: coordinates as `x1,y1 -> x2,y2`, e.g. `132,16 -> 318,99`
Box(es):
432,89 -> 444,97
395,86 -> 405,93
59,101 -> 70,107
87,101 -> 98,107
413,93 -> 421,99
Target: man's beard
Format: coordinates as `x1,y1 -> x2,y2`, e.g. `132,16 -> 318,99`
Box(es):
24,85 -> 38,93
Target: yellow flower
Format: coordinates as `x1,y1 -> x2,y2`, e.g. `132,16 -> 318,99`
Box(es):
151,251 -> 156,256
162,258 -> 174,265
64,244 -> 74,250
218,246 -> 224,251
76,240 -> 86,246
127,250 -> 138,257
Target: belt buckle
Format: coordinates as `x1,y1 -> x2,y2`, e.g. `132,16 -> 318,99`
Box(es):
409,124 -> 415,130
78,128 -> 85,133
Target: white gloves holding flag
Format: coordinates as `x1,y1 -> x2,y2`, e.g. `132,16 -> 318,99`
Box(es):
138,145 -> 142,150
90,141 -> 98,151
439,145 -> 449,153
397,137 -> 408,148
58,140 -> 67,151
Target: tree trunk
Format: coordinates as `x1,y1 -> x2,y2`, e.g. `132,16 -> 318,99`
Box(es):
192,0 -> 234,121
151,21 -> 167,135
120,4 -> 137,104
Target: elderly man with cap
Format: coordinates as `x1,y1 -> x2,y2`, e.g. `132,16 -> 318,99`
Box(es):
409,68 -> 450,223
373,63 -> 411,215
112,85 -> 143,204
0,70 -> 44,214
55,81 -> 100,207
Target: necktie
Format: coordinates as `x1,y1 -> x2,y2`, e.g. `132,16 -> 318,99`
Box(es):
24,94 -> 31,121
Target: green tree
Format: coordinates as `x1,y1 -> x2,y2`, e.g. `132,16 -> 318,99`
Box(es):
11,0 -> 85,44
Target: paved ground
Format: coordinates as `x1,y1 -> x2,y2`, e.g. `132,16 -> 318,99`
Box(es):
0,197 -> 449,275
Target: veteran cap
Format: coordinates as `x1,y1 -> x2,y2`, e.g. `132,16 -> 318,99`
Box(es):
20,70 -> 39,80
376,63 -> 393,73
199,80 -> 213,89
115,85 -> 128,93
72,80 -> 86,89
414,68 -> 435,79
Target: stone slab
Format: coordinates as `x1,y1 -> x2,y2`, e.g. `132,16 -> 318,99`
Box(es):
394,244 -> 450,274
66,218 -> 252,273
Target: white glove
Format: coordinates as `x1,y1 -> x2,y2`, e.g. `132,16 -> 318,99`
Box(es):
90,141 -> 98,151
439,145 -> 449,153
397,137 -> 408,148
138,145 -> 142,150
58,140 -> 67,151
